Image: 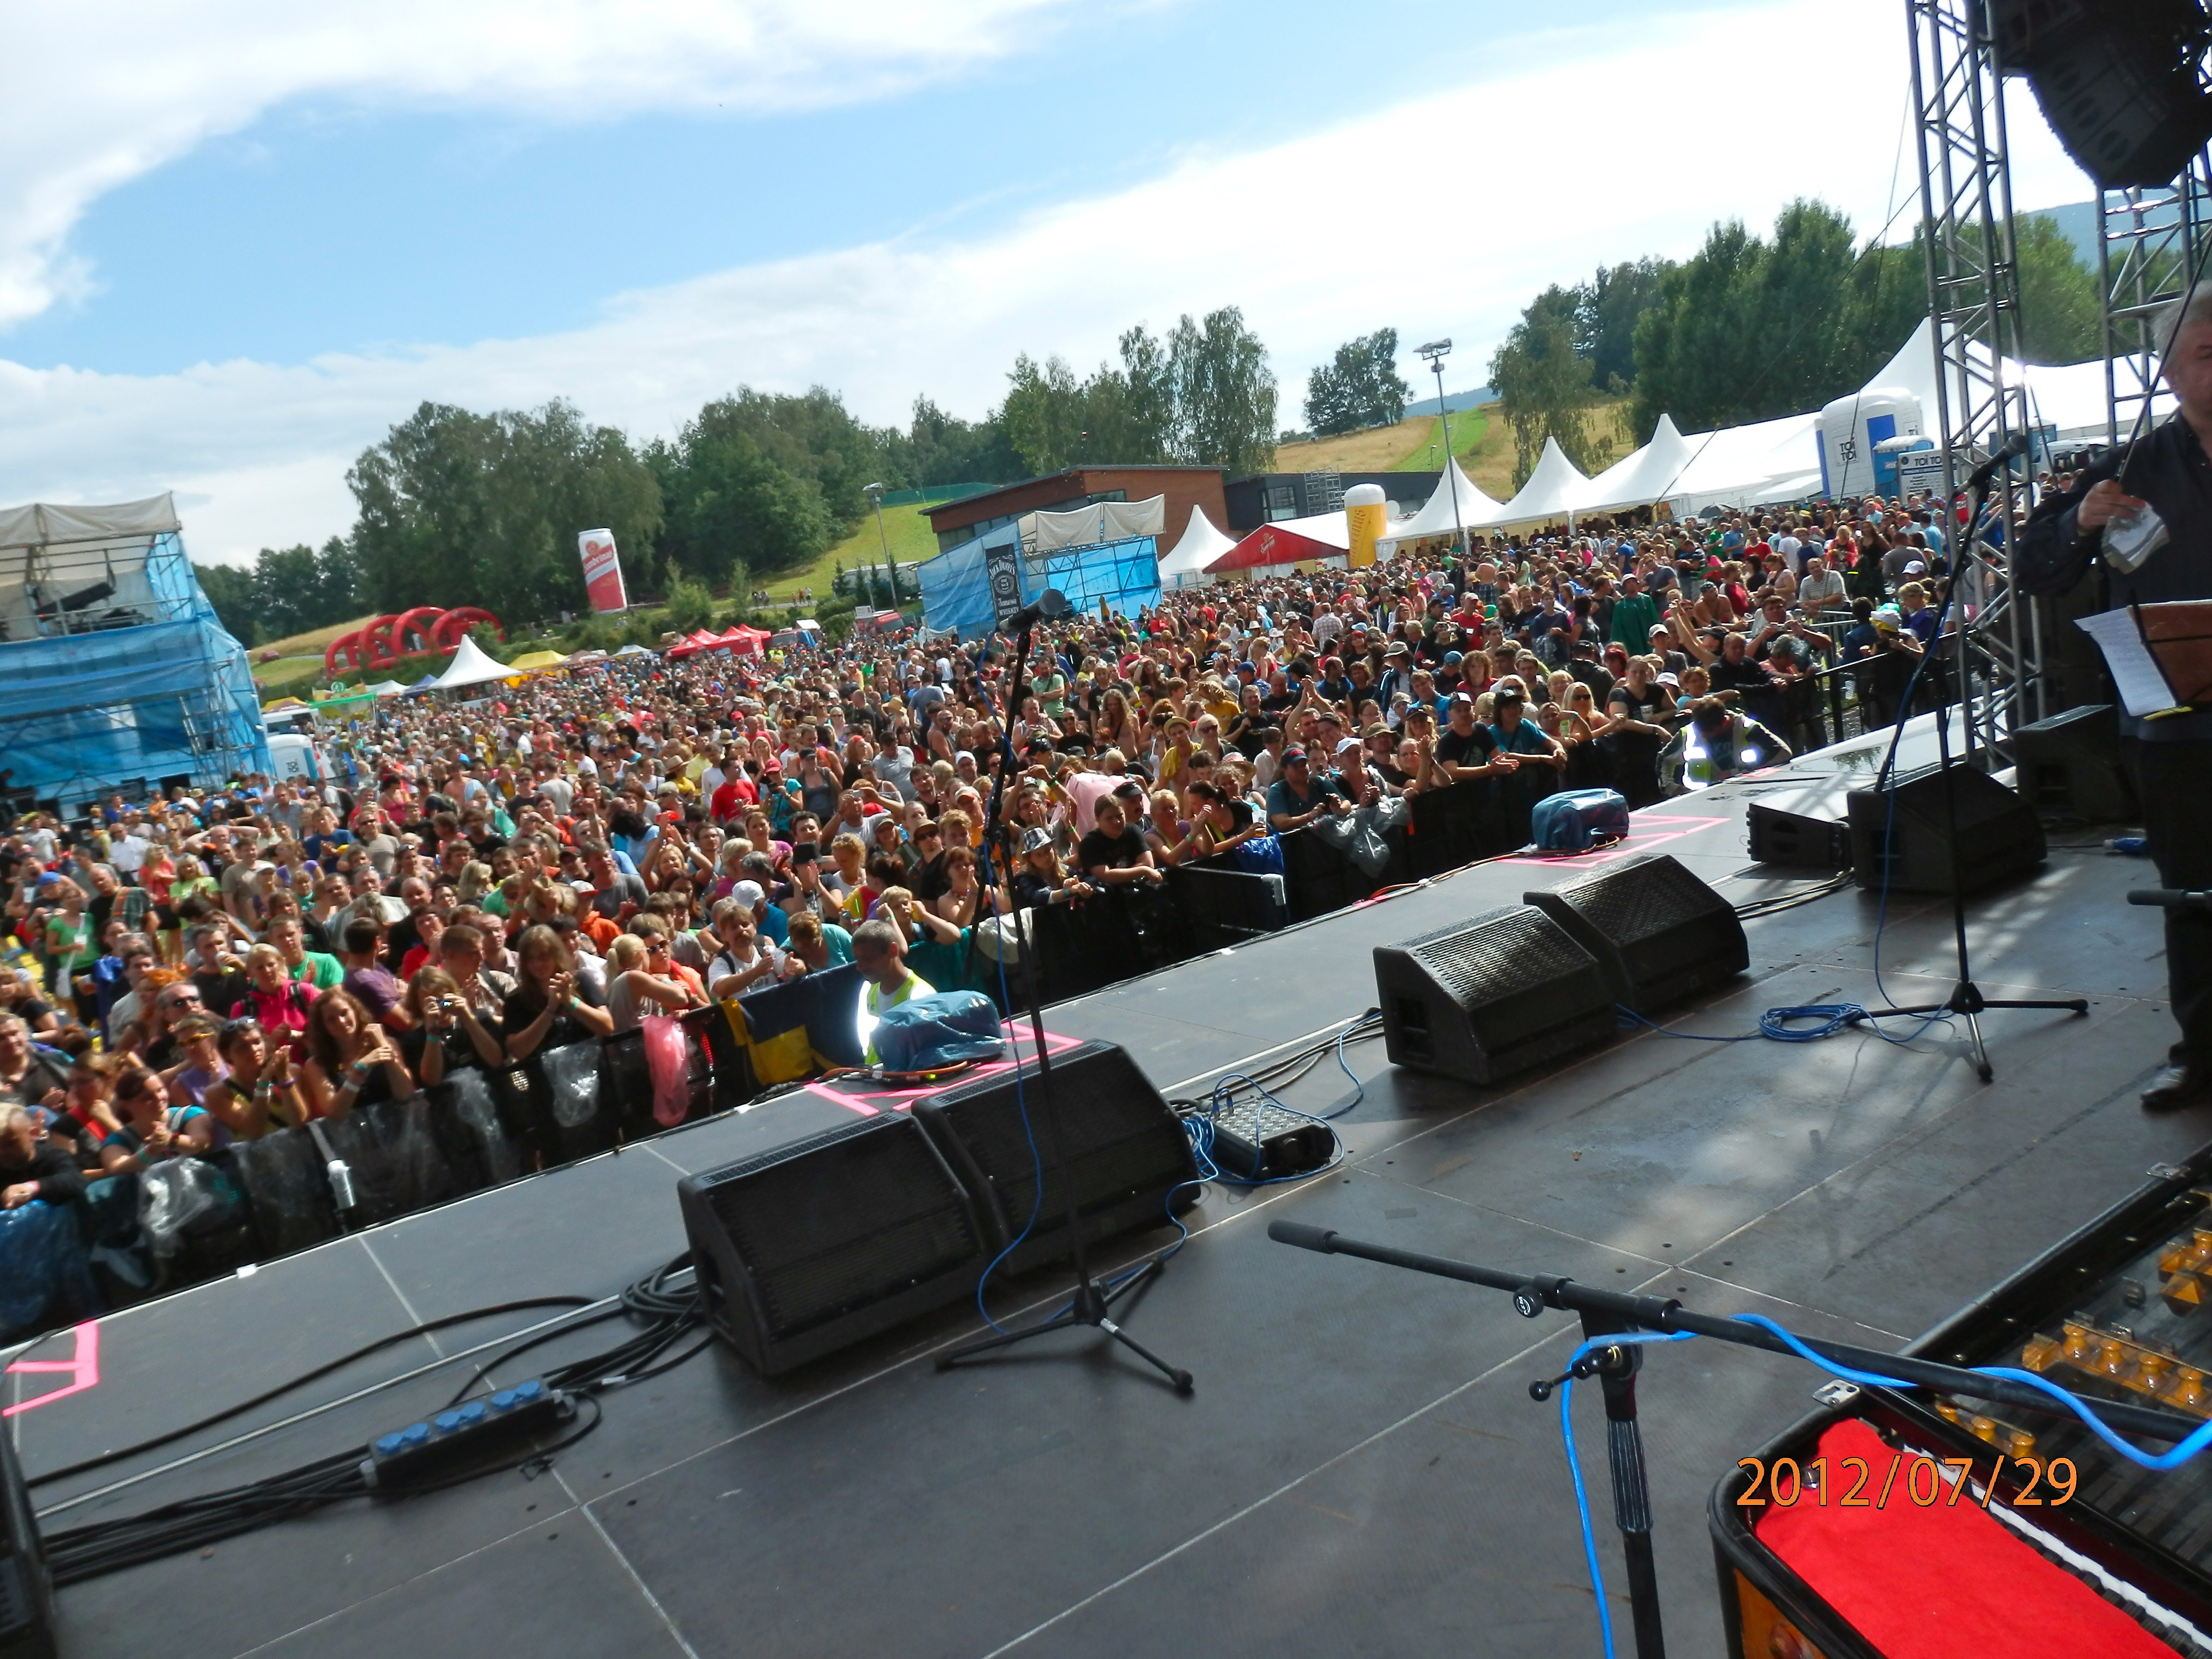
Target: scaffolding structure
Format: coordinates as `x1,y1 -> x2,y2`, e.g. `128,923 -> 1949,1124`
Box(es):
2099,159 -> 2212,445
1906,0 -> 2043,749
0,496 -> 269,817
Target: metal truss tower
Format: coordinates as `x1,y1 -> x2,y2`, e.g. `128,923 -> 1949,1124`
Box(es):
2100,158 -> 2212,445
1906,0 -> 2042,750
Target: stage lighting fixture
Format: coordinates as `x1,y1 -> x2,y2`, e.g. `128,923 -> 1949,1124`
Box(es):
1989,0 -> 2212,189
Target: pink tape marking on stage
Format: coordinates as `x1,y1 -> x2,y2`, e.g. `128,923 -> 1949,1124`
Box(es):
1498,812 -> 1731,868
6,1321 -> 100,1416
803,1024 -> 1084,1116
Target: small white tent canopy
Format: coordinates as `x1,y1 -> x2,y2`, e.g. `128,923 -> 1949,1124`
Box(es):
432,634 -> 514,690
1575,415 -> 1698,515
1662,413 -> 1823,516
1481,435 -> 1591,527
1377,457 -> 1505,548
365,680 -> 407,697
1155,506 -> 1236,589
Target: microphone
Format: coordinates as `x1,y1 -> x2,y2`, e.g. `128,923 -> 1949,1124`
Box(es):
1005,589 -> 1071,631
1968,431 -> 2032,490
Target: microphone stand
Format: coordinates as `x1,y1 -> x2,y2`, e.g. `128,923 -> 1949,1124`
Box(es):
1869,449 -> 2087,1079
1270,1221 -> 2202,1659
936,610 -> 1193,1392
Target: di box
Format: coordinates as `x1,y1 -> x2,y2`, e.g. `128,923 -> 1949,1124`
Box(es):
912,1042 -> 1199,1276
1848,766 -> 2045,895
1525,853 -> 1748,1015
678,1112 -> 990,1377
2009,703 -> 2134,822
1374,904 -> 1616,1086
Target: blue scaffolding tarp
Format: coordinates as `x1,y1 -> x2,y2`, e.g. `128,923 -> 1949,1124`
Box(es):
917,520 -> 1160,639
0,495 -> 270,809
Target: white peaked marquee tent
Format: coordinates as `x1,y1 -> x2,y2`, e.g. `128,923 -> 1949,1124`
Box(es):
1576,414 -> 1696,515
1155,505 -> 1238,588
431,634 -> 514,691
1484,435 -> 1591,526
1378,457 -> 1506,549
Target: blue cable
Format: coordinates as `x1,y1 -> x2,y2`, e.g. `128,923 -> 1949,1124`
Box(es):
1617,1001 -> 1959,1048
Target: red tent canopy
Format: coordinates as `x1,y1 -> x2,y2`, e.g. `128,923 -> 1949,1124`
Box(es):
718,625 -> 770,653
666,629 -> 722,658
1205,515 -> 1350,574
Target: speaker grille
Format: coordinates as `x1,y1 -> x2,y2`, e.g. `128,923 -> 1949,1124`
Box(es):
1560,857 -> 1710,947
703,1118 -> 980,1338
1407,907 -> 1587,1005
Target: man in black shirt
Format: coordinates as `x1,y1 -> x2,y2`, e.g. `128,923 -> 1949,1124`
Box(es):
2018,292 -> 2212,1111
1077,796 -> 1164,889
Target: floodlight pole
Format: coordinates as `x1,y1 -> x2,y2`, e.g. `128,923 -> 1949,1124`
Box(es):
1419,339 -> 1460,557
864,482 -> 891,609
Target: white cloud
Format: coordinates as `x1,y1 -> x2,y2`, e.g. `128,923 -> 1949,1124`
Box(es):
0,0 -> 1095,329
0,0 -> 2092,562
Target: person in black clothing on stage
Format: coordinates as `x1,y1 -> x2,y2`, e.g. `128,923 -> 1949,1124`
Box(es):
2018,289 -> 2212,1112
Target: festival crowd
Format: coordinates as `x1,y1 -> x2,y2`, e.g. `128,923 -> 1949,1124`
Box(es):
0,489 -> 1970,1323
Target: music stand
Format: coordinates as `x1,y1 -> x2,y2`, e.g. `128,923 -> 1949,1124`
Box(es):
935,593 -> 1193,1392
1872,456 -> 2088,1078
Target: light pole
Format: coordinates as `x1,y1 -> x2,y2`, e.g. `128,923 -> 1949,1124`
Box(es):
863,481 -> 891,609
1417,338 -> 1460,558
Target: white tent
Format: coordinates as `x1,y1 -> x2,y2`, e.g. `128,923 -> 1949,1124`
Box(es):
1482,435 -> 1592,526
1575,415 -> 1698,516
1377,458 -> 1505,550
365,680 -> 407,697
1155,506 -> 1236,589
614,642 -> 656,656
432,634 -> 515,690
1663,413 -> 1824,516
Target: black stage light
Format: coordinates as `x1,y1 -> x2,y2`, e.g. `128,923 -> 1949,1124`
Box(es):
1990,0 -> 2212,189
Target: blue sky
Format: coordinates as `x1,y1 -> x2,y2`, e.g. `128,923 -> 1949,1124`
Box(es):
0,0 -> 2088,558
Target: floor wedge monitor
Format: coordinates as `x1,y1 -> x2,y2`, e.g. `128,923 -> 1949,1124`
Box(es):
1373,904 -> 1616,1086
1847,765 -> 2046,896
1525,853 -> 1748,1015
913,1042 -> 1198,1276
679,1111 -> 990,1376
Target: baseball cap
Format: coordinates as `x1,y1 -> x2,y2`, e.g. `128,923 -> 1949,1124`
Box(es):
732,880 -> 766,908
1493,686 -> 1526,706
1281,746 -> 1309,765
1335,736 -> 1364,755
1903,560 -> 1926,574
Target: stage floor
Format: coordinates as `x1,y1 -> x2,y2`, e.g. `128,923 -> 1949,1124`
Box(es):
10,733 -> 2194,1659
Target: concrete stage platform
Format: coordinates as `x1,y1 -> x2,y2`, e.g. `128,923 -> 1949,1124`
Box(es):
8,718 -> 2190,1659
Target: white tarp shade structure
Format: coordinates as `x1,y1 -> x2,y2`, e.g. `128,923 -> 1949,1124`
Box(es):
1483,436 -> 1591,526
432,634 -> 515,690
1577,415 -> 1697,515
1025,495 -> 1166,553
1864,315 -> 2134,449
0,494 -> 180,551
365,680 -> 407,697
1156,506 -> 1237,588
1378,458 -> 1505,548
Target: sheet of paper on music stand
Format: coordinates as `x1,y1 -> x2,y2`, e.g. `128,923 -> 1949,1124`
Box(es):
2077,609 -> 2184,717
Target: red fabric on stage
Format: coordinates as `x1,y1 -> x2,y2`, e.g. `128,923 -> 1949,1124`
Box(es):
1754,1417 -> 2171,1659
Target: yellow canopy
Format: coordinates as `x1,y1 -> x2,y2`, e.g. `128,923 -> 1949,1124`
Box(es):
506,649 -> 569,671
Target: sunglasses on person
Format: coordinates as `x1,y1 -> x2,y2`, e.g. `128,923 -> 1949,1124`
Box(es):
160,990 -> 203,1010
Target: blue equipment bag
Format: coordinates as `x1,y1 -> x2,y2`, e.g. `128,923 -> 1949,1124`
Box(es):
1529,788 -> 1630,852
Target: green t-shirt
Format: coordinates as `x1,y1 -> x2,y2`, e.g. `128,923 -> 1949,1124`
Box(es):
289,952 -> 344,991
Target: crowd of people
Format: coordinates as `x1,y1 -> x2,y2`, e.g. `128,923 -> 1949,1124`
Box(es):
0,487 -> 1972,1326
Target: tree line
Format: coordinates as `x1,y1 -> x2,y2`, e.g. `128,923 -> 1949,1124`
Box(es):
194,306 -> 1285,644
1486,197 -> 2103,487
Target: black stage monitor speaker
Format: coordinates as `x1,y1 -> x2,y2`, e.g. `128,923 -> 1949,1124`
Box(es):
2009,703 -> 2135,822
1525,854 -> 1749,1016
913,1042 -> 1198,1277
1373,905 -> 1616,1086
1745,774 -> 1859,870
679,1112 -> 990,1376
0,1422 -> 54,1659
1848,766 -> 2046,896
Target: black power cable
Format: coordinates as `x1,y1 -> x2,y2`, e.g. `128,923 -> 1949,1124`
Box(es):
38,1258 -> 707,1588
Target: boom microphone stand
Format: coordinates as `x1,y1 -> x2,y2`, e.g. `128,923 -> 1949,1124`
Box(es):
1871,439 -> 2086,1079
1269,1221 -> 2200,1659
936,590 -> 1193,1393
